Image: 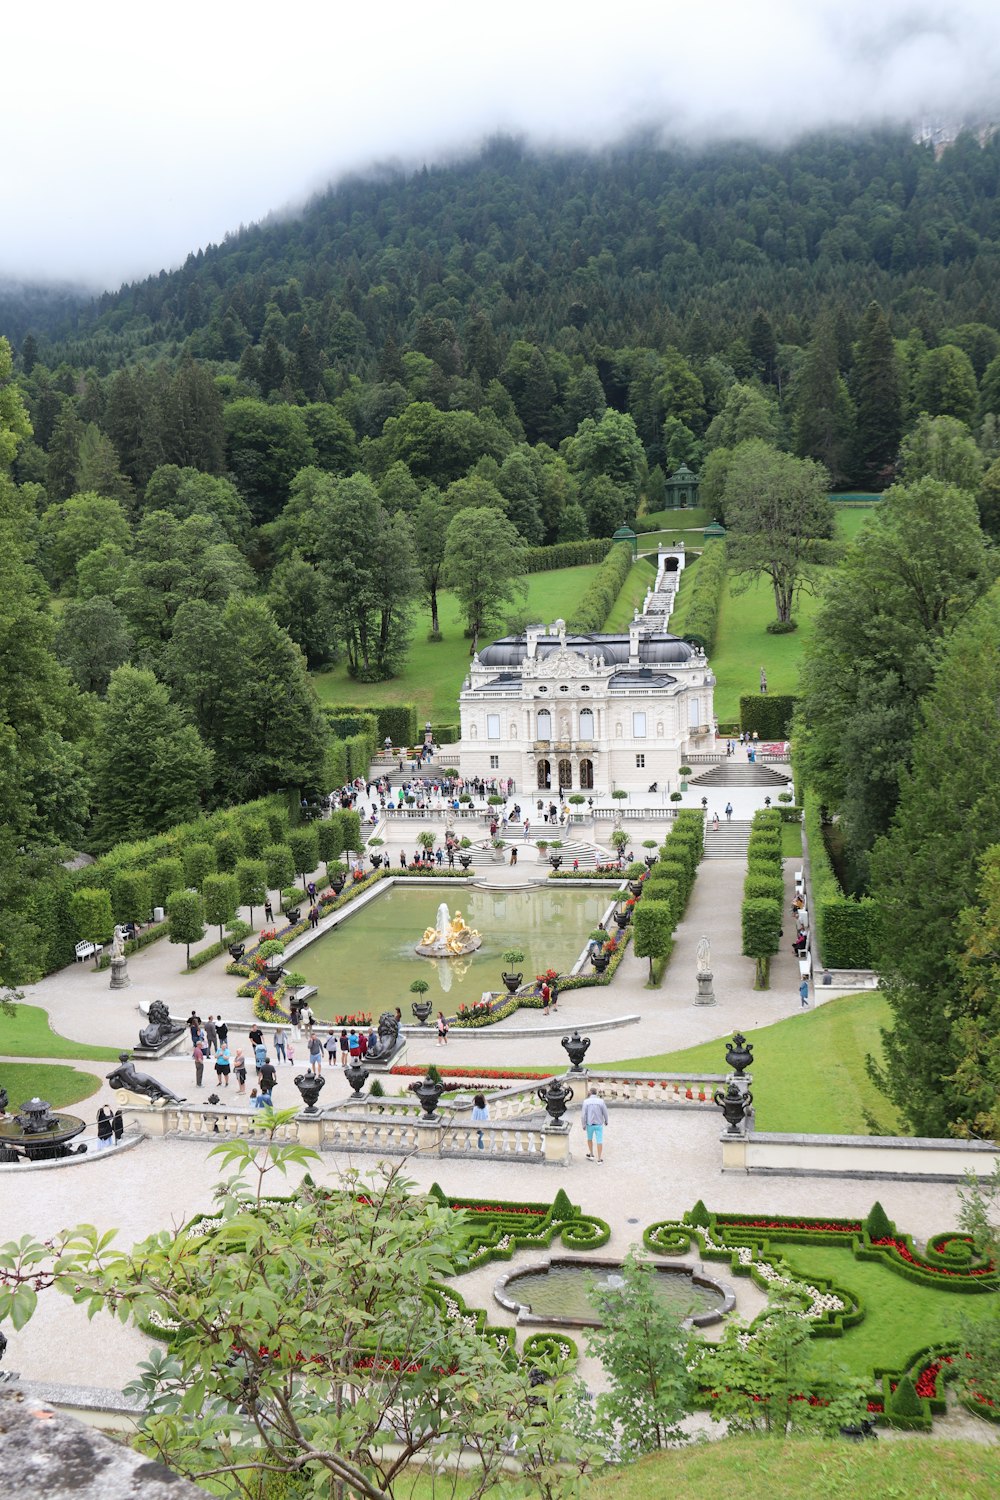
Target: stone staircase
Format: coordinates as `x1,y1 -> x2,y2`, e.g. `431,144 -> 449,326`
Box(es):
691,764 -> 791,788
468,837 -> 611,868
701,819 -> 753,859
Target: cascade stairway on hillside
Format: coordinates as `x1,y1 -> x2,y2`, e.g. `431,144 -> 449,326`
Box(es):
701,820 -> 753,859
691,764 -> 791,789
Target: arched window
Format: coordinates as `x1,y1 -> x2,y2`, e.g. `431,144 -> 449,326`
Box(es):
558,759 -> 572,790
579,759 -> 594,789
579,708 -> 594,740
537,709 -> 552,740
537,759 -> 551,790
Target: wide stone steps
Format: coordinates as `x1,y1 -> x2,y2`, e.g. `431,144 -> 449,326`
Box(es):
701,820 -> 753,859
691,764 -> 791,788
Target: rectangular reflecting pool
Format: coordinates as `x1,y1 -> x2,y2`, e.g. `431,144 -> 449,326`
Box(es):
290,884 -> 610,1012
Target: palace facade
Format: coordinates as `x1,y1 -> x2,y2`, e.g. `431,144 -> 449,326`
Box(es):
456,617 -> 716,795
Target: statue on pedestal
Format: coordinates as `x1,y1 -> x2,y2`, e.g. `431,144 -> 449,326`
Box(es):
109,927 -> 130,990
694,935 -> 716,1007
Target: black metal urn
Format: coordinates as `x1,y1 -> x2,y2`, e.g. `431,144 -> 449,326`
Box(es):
548,855 -> 563,870
501,971 -> 523,996
628,880 -> 644,898
344,1062 -> 369,1097
713,1081 -> 753,1135
590,951 -> 609,974
725,1032 -> 754,1078
561,1031 -> 591,1072
614,904 -> 631,930
411,1076 -> 446,1118
228,942 -> 246,963
459,853 -> 473,870
330,877 -> 346,896
369,853 -> 383,869
264,961 -> 285,985
286,908 -> 301,926
644,854 -> 658,868
537,1078 -> 575,1125
411,999 -> 433,1025
294,1072 -> 326,1113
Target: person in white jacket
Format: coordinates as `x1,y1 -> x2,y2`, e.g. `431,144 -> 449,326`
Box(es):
580,1086 -> 609,1162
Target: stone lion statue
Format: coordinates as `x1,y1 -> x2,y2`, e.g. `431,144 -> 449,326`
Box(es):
367,1011 -> 401,1060
138,999 -> 181,1051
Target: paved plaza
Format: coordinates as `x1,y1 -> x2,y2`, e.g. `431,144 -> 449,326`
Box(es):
0,793 -> 986,1417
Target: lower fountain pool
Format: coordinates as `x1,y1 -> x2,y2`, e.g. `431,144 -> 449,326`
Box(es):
291,885 -> 605,1011
494,1257 -> 733,1328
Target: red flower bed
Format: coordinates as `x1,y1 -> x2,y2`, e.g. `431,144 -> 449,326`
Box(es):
872,1236 -> 996,1278
450,1203 -> 548,1216
390,1065 -> 553,1081
716,1215 -> 863,1234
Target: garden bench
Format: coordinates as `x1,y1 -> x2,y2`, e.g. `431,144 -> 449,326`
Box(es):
798,951 -> 811,979
74,939 -> 103,963
794,869 -> 804,895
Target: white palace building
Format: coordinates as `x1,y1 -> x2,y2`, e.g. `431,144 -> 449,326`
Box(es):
456,546 -> 717,796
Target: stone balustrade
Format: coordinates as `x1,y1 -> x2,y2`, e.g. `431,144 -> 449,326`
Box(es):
584,1071 -> 727,1106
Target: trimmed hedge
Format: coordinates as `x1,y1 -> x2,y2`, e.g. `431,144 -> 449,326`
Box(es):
803,790 -> 880,968
431,723 -> 460,744
670,539 -> 726,653
739,694 -> 796,738
520,537 -> 614,572
329,702 -> 417,749
743,873 -> 785,903
569,542 -> 633,631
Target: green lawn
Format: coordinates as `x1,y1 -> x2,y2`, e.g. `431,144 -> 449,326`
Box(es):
776,1241 -> 997,1378
781,821 -> 802,859
610,991 -> 901,1134
312,564 -> 601,722
2,1003 -> 120,1061
636,505 -> 712,530
590,1440 -> 1000,1500
636,529 -> 707,551
0,1062 -> 103,1109
602,556 -> 657,630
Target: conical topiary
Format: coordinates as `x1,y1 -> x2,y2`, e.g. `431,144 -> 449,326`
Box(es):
887,1373 -> 923,1420
686,1199 -> 712,1228
551,1188 -> 575,1221
864,1201 -> 895,1240
428,1182 -> 447,1203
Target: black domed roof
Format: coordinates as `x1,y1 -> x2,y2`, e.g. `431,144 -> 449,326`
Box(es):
478,631 -> 694,669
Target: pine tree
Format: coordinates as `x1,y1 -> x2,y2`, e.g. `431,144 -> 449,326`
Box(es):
853,302 -> 902,488
792,312 -> 856,485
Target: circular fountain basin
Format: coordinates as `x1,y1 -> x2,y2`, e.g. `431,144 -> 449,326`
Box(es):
414,935 -> 483,958
494,1256 -> 734,1329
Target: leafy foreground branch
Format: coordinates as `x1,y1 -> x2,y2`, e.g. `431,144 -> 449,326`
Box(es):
0,1112 -> 595,1500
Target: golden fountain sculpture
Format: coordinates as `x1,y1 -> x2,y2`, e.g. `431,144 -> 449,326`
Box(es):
416,902 -> 482,957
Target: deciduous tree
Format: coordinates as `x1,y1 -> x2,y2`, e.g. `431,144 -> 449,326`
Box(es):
723,441 -> 835,623
443,506 -> 525,654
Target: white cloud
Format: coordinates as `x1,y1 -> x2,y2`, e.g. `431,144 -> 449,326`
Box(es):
5,0 -> 1000,286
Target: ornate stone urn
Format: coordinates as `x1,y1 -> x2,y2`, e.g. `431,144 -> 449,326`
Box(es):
561,1031 -> 591,1072
411,1076 -> 446,1118
344,1062 -> 369,1097
411,999 -> 433,1025
537,1078 -> 575,1126
725,1032 -> 754,1078
713,1081 -> 753,1135
294,1073 -> 326,1113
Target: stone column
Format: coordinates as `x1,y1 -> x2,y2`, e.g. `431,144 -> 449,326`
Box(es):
543,1126 -> 571,1166
694,968 -> 716,1006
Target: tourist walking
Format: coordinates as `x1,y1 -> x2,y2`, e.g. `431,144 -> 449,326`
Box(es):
192,1039 -> 205,1088
348,1029 -> 360,1061
204,1016 -> 218,1056
725,802 -> 733,821
338,1029 -> 350,1066
580,1086 -> 609,1162
215,1016 -> 228,1047
308,1032 -> 323,1075
264,898 -> 273,923
233,1049 -> 247,1093
285,1040 -> 295,1067
258,1057 -> 277,1096
325,1031 -> 339,1068
550,977 -> 559,1013
471,1093 -> 489,1150
96,1106 -> 114,1149
309,905 -> 320,930
437,1011 -> 448,1046
799,978 -> 810,1008
254,1039 -> 268,1073
712,812 -> 720,832
112,1109 -> 124,1145
540,980 -> 551,1016
187,1011 -> 201,1046
274,1027 -> 287,1062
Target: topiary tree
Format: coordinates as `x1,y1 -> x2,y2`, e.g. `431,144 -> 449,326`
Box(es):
202,873 -> 240,943
69,887 -> 113,964
240,818 -> 268,859
886,1373 -> 925,1426
611,830 -> 629,854
333,808 -> 362,860
111,870 -> 151,928
213,827 -> 244,873
741,897 -> 782,989
687,1199 -> 712,1228
150,858 -> 184,911
235,859 -> 267,929
416,830 -> 435,855
288,827 -> 320,891
864,1201 -> 895,1241
264,843 -> 295,894
183,843 -> 217,891
167,888 -> 204,966
632,899 -> 675,981
317,819 -> 342,867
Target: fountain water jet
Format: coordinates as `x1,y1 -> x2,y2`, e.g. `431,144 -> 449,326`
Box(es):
416,903 -> 482,957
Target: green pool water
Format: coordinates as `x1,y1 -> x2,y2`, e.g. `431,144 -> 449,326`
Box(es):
290,885 -> 609,1013
508,1264 -> 724,1324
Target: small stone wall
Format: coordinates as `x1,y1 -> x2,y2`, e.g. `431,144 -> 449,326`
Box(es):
721,1130 -> 999,1181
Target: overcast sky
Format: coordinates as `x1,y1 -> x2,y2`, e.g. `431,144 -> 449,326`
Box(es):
6,0 -> 999,289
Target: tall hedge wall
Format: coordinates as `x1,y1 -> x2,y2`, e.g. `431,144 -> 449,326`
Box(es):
803,791 -> 881,969
520,538 -> 614,572
670,540 -> 726,654
569,543 -> 633,631
739,694 -> 796,738
329,703 -> 417,748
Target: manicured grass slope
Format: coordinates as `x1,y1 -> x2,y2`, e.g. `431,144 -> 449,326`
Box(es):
2,1003 -> 120,1061
0,1062 -> 102,1109
312,564 -> 601,721
588,1439 -> 1000,1500
602,556 -> 657,631
611,991 -> 901,1134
